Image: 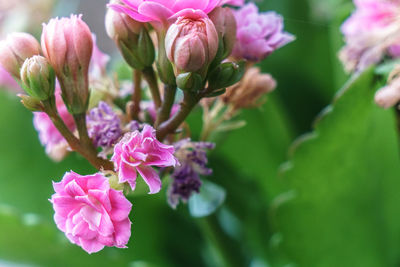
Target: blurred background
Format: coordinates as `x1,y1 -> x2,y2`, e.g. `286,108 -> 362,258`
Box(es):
2,0 -> 400,266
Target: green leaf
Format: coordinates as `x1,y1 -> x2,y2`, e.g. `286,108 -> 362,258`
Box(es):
273,68 -> 400,267
189,181 -> 226,218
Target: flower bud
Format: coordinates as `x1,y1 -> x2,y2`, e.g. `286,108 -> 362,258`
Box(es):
20,56 -> 56,101
165,11 -> 218,74
176,72 -> 203,92
208,61 -> 245,90
41,15 -> 93,114
106,7 -> 154,70
209,7 -> 237,60
0,33 -> 40,78
18,94 -> 44,112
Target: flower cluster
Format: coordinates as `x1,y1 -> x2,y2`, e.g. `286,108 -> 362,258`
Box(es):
0,0 -> 293,254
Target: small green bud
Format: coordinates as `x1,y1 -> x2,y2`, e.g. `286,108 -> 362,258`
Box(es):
20,56 -> 55,101
17,94 -> 44,112
208,61 -> 245,90
176,72 -> 203,92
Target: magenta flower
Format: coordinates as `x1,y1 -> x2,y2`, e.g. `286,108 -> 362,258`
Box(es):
111,125 -> 178,194
33,88 -> 76,161
50,171 -> 132,254
232,3 -> 294,62
109,0 -> 242,25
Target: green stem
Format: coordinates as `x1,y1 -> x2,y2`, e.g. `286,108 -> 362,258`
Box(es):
198,214 -> 245,267
131,69 -> 142,120
142,66 -> 162,109
43,99 -> 113,170
156,91 -> 198,140
155,84 -> 177,128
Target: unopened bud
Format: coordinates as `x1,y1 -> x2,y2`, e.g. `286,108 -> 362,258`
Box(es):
0,33 -> 41,78
176,72 -> 203,91
209,7 -> 237,60
20,56 -> 55,101
41,14 -> 93,114
165,11 -> 218,74
208,61 -> 245,90
106,8 -> 154,70
18,94 -> 44,112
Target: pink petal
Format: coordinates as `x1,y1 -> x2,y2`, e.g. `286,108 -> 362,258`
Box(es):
79,238 -> 105,254
109,190 -> 132,221
137,165 -> 161,194
138,2 -> 173,22
80,206 -> 102,231
113,218 -> 132,248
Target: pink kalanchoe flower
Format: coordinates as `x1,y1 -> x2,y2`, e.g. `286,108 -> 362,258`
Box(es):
340,0 -> 400,72
50,171 -> 132,254
109,0 -> 242,26
111,124 -> 178,194
232,3 -> 294,62
33,87 -> 76,161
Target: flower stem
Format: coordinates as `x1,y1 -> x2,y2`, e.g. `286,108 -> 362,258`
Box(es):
156,91 -> 199,140
131,69 -> 142,120
155,84 -> 177,128
142,66 -> 162,109
198,214 -> 245,267
42,99 -> 113,170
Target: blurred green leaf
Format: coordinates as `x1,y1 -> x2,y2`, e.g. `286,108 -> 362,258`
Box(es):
274,68 -> 400,267
189,181 -> 226,218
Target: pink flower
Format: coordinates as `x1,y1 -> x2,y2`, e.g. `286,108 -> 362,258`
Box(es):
232,3 -> 294,62
340,0 -> 400,71
109,0 -> 242,25
50,171 -> 132,254
33,87 -> 76,161
165,11 -> 218,72
111,125 -> 178,194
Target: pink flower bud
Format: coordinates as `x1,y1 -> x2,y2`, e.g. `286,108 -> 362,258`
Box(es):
105,6 -> 142,42
41,14 -> 93,114
165,11 -> 218,73
209,7 -> 237,58
0,32 -> 40,78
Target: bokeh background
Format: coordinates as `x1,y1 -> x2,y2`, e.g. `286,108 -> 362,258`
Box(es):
1,0 -> 400,266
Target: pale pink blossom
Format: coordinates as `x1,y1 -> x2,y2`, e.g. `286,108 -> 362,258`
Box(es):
232,3 -> 294,62
109,0 -> 242,26
111,125 -> 178,194
33,88 -> 76,161
50,171 -> 132,254
375,66 -> 400,108
340,0 -> 400,71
